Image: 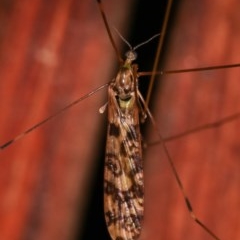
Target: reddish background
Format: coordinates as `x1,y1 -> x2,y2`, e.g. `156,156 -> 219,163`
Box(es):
0,0 -> 240,240
143,1 -> 240,240
0,0 -> 134,239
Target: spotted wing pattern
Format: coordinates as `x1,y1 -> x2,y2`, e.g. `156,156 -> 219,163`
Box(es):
104,64 -> 144,240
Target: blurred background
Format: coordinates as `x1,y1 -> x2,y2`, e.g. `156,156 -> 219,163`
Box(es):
0,0 -> 240,239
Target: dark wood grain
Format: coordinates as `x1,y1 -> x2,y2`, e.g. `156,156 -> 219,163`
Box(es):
1,1 -> 240,240
0,0 -> 134,239
143,1 -> 240,240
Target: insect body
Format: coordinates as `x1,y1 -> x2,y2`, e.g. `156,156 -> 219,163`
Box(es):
1,1 -> 240,239
103,50 -> 144,240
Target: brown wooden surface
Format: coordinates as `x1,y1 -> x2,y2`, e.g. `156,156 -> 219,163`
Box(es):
1,0 -> 240,240
0,0 -> 134,239
143,1 -> 240,240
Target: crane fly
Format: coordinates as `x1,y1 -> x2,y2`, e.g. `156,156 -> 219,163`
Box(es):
0,0 -> 240,240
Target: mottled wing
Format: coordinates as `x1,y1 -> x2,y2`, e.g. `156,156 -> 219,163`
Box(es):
104,86 -> 144,240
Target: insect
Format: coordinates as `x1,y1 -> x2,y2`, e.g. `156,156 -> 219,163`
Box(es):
0,0 -> 240,240
96,0 -> 240,239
